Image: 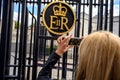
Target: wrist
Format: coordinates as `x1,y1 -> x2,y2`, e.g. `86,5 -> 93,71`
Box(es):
55,49 -> 63,56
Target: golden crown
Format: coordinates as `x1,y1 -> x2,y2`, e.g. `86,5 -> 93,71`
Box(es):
53,3 -> 67,16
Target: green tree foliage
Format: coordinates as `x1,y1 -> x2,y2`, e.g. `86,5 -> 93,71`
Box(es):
14,21 -> 19,29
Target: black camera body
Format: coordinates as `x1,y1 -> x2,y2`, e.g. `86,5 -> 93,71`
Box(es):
68,37 -> 83,46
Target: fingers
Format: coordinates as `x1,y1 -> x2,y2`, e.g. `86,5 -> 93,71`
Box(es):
57,35 -> 64,44
62,35 -> 72,44
57,35 -> 73,45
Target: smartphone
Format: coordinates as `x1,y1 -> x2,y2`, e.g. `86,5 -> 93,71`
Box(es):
68,37 -> 83,46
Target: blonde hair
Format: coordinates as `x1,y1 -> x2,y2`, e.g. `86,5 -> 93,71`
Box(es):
76,31 -> 120,80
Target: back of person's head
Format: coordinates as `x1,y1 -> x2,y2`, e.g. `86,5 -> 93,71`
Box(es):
76,31 -> 120,80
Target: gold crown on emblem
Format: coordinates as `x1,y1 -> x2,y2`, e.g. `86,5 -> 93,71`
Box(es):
53,3 -> 67,16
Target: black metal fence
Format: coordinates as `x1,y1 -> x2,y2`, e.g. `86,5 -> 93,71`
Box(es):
0,0 -> 120,80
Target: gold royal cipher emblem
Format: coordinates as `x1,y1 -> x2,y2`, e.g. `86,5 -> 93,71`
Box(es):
42,0 -> 76,35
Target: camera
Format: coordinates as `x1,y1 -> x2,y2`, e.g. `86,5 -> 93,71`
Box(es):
68,37 -> 83,46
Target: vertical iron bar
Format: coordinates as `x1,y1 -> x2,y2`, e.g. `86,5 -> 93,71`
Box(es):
21,8 -> 28,80
119,1 -> 120,36
87,0 -> 89,5
75,1 -> 81,64
13,0 -> 21,75
88,0 -> 93,34
104,0 -> 108,30
97,5 -> 100,30
109,0 -> 114,32
39,27 -> 44,64
18,0 -> 26,79
94,0 -> 96,4
0,0 -> 2,19
62,52 -> 67,79
32,0 -> 41,79
49,40 -> 54,78
27,2 -> 35,80
32,18 -> 37,80
73,4 -> 77,78
43,28 -> 47,64
98,0 -> 103,30
71,0 -> 74,6
5,0 -> 14,76
57,60 -> 60,80
82,0 -> 85,36
0,0 -> 10,80
73,1 -> 81,79
62,34 -> 69,80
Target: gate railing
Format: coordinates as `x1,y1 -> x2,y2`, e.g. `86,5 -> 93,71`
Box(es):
0,0 -> 120,80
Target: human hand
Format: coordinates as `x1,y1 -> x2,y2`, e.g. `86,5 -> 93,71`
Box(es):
55,35 -> 73,56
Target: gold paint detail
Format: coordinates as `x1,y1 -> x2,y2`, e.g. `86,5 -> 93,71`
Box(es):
50,16 -> 69,30
42,1 -> 76,35
60,17 -> 69,30
50,16 -> 58,29
53,3 -> 67,16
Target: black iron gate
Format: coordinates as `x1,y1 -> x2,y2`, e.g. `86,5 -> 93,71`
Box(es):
0,0 -> 120,80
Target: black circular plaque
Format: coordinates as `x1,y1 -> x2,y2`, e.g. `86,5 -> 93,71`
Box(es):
42,1 -> 76,35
